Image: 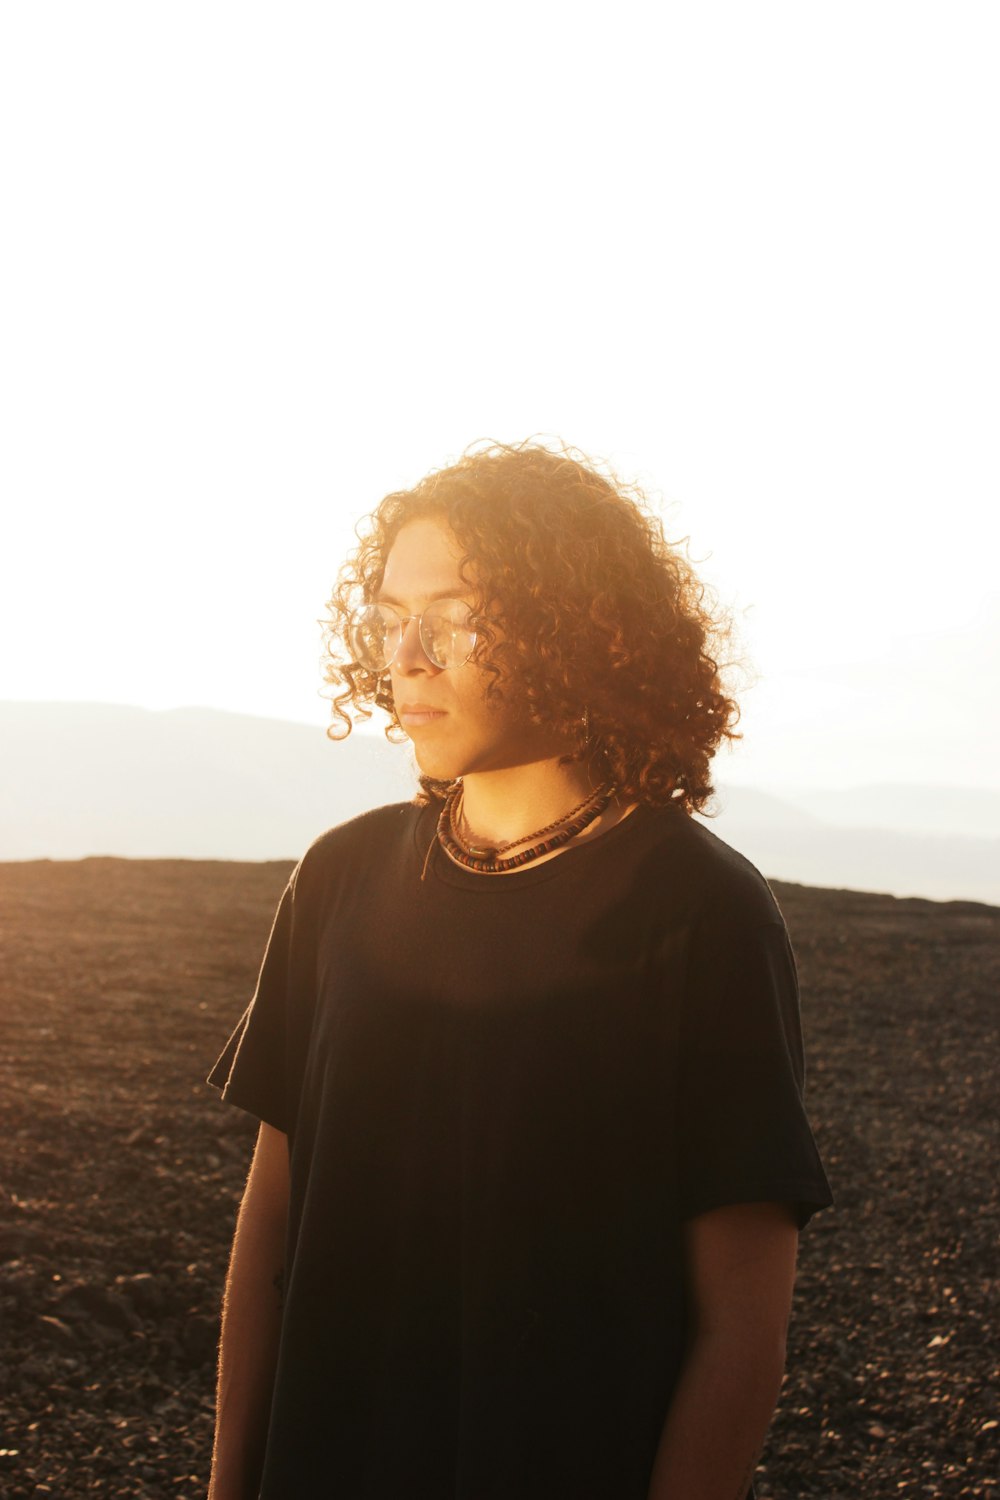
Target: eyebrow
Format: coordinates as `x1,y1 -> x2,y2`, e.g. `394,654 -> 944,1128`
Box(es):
374,587 -> 471,608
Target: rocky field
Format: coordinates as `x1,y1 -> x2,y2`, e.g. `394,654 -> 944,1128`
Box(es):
1,856 -> 997,1498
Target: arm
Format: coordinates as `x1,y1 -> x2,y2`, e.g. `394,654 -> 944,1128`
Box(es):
208,1120 -> 290,1500
646,1200 -> 799,1500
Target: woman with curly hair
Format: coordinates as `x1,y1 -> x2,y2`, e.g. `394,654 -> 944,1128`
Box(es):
207,440 -> 834,1500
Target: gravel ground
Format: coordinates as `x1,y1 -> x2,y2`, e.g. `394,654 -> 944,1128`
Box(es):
1,856 -> 997,1498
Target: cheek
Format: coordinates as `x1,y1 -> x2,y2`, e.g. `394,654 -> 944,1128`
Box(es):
450,663 -> 499,715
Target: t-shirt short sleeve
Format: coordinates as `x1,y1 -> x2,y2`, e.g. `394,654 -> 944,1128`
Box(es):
676,886 -> 835,1232
206,872 -> 300,1135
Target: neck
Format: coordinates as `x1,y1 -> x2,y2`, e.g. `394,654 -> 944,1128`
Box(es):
455,758 -> 606,846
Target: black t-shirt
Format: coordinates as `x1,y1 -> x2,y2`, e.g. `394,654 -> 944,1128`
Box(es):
208,797 -> 835,1500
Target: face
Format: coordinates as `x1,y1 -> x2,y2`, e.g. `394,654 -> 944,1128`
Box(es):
379,516 -> 565,781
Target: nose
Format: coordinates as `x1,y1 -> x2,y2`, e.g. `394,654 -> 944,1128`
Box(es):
393,615 -> 439,674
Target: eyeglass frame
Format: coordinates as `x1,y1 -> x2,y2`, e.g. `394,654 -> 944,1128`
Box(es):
348,597 -> 482,673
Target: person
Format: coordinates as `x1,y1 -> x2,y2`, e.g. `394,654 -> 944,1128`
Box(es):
206,438 -> 835,1500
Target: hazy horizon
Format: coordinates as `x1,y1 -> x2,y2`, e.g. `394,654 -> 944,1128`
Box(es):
4,701 -> 997,906
6,695 -> 999,797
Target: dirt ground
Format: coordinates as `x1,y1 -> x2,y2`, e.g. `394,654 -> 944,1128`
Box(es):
1,855 -> 997,1498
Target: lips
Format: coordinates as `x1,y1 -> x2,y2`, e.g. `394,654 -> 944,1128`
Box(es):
397,702 -> 448,727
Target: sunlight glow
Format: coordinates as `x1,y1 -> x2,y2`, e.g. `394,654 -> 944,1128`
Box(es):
2,3 -> 997,792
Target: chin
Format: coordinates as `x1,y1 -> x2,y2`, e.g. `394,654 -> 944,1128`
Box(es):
410,744 -> 463,783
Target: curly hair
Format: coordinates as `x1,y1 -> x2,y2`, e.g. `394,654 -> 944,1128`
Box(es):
320,438 -> 743,814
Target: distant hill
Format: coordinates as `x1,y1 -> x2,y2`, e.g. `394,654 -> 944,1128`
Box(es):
772,783 -> 1000,841
1,702 -> 997,905
694,787 -> 998,906
0,701 -> 416,861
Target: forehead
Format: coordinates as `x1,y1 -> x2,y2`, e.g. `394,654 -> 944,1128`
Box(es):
379,517 -> 475,604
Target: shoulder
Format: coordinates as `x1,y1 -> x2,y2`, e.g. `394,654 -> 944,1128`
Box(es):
291,799 -> 424,890
638,804 -> 787,931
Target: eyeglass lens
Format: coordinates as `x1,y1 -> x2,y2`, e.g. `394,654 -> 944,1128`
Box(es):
350,600 -> 476,671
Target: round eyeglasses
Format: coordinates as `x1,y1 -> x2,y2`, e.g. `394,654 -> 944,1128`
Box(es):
348,598 -> 478,672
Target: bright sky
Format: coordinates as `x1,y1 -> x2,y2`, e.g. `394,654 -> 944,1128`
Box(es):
2,2 -> 997,791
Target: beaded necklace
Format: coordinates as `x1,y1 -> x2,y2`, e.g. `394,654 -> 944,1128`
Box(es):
450,782 -> 610,858
423,780 -> 616,878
